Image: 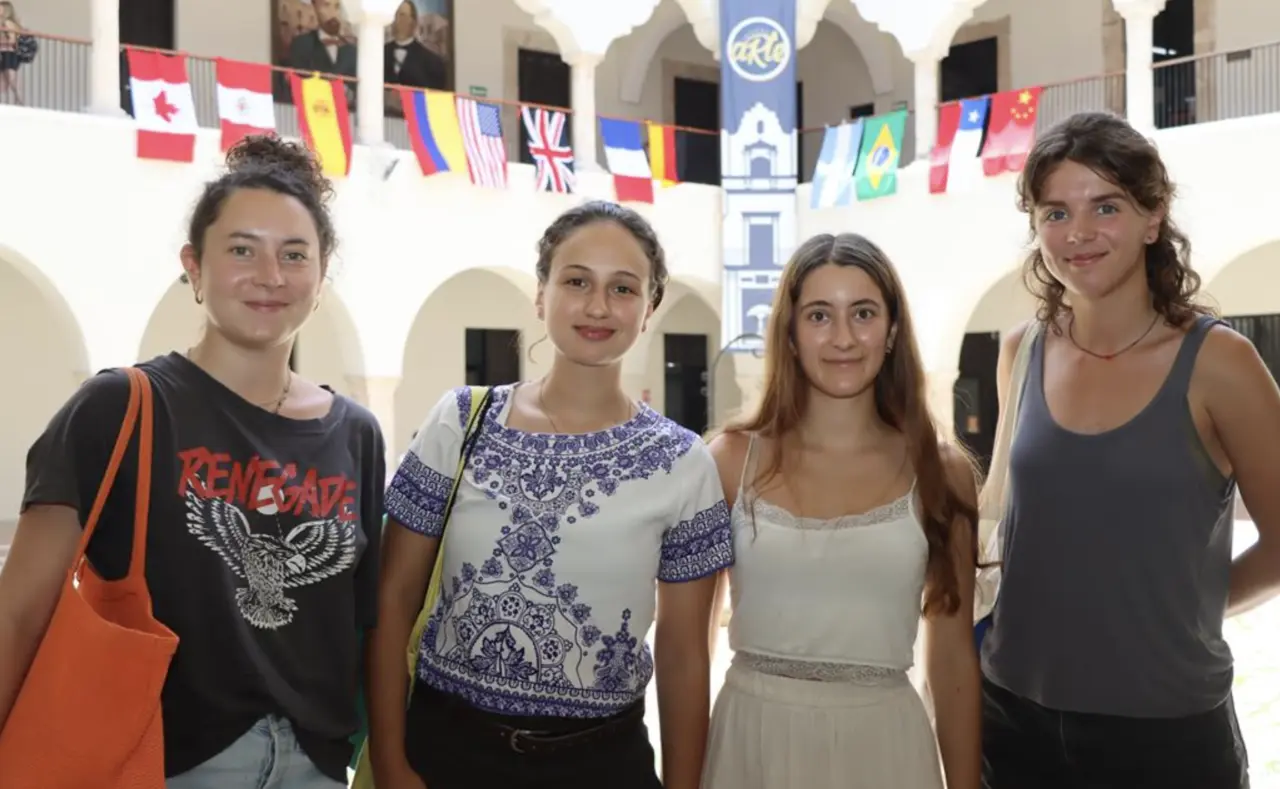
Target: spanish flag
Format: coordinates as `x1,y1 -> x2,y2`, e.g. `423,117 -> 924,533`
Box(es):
647,122 -> 678,187
289,72 -> 352,177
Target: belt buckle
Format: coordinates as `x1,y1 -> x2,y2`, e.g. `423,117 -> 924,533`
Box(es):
507,727 -> 532,754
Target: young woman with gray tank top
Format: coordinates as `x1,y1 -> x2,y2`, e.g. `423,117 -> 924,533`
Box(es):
701,233 -> 982,789
980,112 -> 1280,788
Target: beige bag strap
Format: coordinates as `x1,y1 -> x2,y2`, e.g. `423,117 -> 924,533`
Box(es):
973,320 -> 1042,622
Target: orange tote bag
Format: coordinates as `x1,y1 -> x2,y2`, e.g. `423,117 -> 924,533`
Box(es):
0,367 -> 180,789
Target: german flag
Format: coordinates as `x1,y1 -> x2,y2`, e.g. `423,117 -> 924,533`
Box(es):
647,122 -> 679,187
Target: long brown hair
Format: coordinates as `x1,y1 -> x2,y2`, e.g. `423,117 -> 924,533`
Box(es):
1017,111 -> 1214,329
720,233 -> 977,616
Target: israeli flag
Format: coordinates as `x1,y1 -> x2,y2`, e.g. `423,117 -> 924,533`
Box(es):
810,119 -> 864,209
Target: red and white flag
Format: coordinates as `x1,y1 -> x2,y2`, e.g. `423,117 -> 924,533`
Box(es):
126,48 -> 198,163
215,58 -> 276,150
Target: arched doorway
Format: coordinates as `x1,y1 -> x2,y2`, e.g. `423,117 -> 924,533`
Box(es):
644,283 -> 735,436
0,251 -> 89,542
394,268 -> 540,458
137,280 -> 364,398
954,267 -> 1035,472
1205,241 -> 1280,383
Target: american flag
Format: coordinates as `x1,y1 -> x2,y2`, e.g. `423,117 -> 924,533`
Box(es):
521,106 -> 574,193
456,97 -> 508,188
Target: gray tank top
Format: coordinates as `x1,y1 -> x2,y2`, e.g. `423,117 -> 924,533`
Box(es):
981,315 -> 1237,718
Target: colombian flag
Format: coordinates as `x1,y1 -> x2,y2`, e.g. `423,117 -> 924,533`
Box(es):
289,72 -> 352,177
647,122 -> 678,187
400,88 -> 469,176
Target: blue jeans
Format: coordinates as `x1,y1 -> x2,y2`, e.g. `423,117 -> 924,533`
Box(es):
166,716 -> 345,789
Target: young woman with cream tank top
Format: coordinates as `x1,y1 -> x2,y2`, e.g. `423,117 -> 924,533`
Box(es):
701,233 -> 982,789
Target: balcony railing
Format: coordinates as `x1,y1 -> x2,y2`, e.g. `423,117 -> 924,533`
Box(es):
1153,40 -> 1280,129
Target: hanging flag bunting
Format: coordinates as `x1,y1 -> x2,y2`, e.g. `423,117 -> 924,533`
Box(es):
400,88 -> 469,177
810,120 -> 863,209
719,0 -> 797,353
930,96 -> 989,194
647,122 -> 679,187
456,97 -> 508,189
289,71 -> 353,177
982,87 -> 1042,176
125,48 -> 198,163
600,118 -> 654,204
214,58 -> 275,151
521,106 -> 575,194
854,109 -> 907,201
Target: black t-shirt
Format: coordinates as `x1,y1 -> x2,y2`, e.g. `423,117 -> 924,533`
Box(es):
22,353 -> 385,781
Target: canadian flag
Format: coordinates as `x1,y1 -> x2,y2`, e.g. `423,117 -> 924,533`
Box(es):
215,58 -> 276,151
125,48 -> 198,163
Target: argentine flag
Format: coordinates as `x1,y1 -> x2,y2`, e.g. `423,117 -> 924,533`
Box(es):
810,119 -> 864,209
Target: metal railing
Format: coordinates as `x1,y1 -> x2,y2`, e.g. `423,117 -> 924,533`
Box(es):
0,32 -> 91,112
1153,40 -> 1280,129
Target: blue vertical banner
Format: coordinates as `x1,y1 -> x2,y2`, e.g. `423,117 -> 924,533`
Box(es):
719,0 -> 797,353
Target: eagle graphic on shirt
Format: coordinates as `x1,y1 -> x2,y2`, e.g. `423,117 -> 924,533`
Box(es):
183,488 -> 357,630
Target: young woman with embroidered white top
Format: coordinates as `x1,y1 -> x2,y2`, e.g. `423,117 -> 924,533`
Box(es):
701,233 -> 981,789
367,201 -> 734,789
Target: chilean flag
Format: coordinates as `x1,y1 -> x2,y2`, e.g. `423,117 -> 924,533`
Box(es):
599,118 -> 655,204
125,48 -> 198,163
930,96 -> 988,194
215,58 -> 276,151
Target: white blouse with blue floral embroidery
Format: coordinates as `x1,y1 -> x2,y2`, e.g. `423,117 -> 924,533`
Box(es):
387,385 -> 734,719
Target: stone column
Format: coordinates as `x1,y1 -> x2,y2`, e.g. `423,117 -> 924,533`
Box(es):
514,0 -> 661,171
568,54 -> 602,171
1112,0 -> 1168,132
90,0 -> 122,115
911,54 -> 942,159
850,0 -> 987,159
355,9 -> 392,146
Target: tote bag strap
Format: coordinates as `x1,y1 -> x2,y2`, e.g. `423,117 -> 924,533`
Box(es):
72,367 -> 155,595
406,386 -> 494,675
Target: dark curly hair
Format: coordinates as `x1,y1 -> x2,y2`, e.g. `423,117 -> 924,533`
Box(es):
185,135 -> 337,271
535,200 -> 669,308
1017,111 -> 1213,329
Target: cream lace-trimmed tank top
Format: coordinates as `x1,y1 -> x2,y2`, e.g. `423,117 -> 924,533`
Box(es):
727,434 -> 929,681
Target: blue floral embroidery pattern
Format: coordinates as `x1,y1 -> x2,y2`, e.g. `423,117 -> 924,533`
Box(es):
403,385 -> 733,718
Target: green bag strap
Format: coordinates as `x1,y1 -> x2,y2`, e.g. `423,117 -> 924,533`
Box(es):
351,386 -> 492,789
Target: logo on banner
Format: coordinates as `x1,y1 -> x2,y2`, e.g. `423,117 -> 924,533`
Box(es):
726,16 -> 792,82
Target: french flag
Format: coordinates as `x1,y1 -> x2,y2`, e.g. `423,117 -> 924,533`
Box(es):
599,118 -> 654,204
215,59 -> 276,151
125,48 -> 198,163
930,96 -> 988,194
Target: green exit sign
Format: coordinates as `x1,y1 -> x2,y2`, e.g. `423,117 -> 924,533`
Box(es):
469,85 -> 488,98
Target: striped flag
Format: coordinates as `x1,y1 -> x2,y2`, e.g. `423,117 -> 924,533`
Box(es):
810,120 -> 862,209
214,58 -> 275,151
647,122 -> 678,187
456,97 -> 508,188
289,72 -> 353,177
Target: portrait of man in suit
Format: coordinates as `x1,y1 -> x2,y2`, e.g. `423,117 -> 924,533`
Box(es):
383,0 -> 452,116
287,0 -> 356,80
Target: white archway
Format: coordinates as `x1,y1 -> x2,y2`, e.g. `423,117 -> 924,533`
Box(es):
137,280 -> 366,398
393,267 -> 541,457
644,279 -> 742,432
0,248 -> 90,534
1202,241 -> 1280,318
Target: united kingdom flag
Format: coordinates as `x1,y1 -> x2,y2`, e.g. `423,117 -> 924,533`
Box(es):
521,106 -> 575,194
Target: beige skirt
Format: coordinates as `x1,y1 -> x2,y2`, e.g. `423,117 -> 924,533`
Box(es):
701,662 -> 944,789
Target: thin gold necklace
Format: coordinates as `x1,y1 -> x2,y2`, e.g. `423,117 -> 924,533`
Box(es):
186,348 -> 292,415
537,379 -> 632,434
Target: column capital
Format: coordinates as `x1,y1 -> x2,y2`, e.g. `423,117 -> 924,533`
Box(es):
348,0 -> 397,27
514,0 -> 661,62
1110,0 -> 1168,21
851,0 -> 986,62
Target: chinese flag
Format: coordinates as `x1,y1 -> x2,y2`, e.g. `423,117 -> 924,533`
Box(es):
981,86 -> 1042,176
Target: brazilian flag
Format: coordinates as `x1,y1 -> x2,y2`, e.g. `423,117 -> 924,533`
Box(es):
855,109 -> 908,200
